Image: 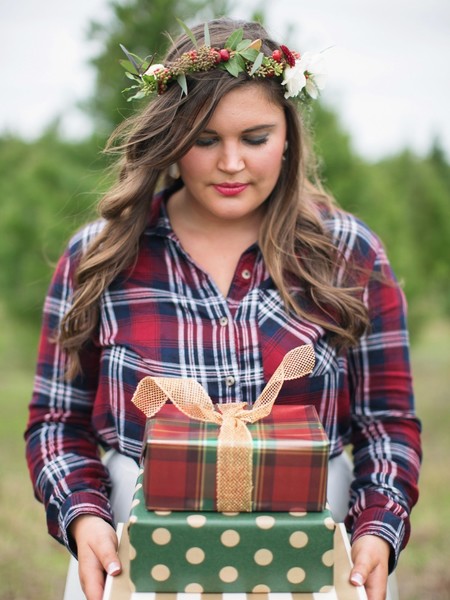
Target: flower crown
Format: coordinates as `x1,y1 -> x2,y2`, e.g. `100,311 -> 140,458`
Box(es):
120,21 -> 327,102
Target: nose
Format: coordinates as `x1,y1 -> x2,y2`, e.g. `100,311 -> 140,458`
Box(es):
217,142 -> 245,174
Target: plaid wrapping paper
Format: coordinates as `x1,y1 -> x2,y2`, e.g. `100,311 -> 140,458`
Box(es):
142,404 -> 329,512
128,473 -> 335,594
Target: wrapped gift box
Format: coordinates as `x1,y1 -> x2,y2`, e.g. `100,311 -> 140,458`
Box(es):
141,403 -> 329,512
128,475 -> 335,594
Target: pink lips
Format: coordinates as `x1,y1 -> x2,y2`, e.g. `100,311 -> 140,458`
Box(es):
213,183 -> 248,197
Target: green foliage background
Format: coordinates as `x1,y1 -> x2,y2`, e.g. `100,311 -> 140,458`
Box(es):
1,1 -> 449,599
1,108 -> 449,340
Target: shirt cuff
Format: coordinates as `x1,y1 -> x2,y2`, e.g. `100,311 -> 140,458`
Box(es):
346,506 -> 407,573
58,490 -> 114,557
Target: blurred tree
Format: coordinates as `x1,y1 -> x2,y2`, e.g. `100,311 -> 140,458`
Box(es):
85,0 -> 233,133
0,129 -> 107,325
308,103 -> 369,210
1,1 -> 449,341
376,149 -> 450,323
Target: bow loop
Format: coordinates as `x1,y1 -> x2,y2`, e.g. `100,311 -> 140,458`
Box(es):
131,344 -> 315,511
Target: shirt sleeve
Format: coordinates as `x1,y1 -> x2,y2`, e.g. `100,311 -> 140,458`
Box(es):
344,234 -> 422,572
24,228 -> 114,556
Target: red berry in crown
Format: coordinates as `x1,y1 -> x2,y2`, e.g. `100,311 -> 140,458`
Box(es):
219,49 -> 230,61
212,49 -> 222,63
272,49 -> 282,62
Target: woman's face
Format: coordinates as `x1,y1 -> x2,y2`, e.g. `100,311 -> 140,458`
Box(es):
176,84 -> 287,227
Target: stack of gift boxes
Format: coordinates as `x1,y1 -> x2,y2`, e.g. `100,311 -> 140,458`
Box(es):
127,346 -> 335,594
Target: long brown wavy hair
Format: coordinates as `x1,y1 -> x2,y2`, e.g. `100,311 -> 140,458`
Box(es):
59,17 -> 370,379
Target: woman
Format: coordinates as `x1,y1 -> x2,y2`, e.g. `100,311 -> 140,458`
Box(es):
25,17 -> 421,600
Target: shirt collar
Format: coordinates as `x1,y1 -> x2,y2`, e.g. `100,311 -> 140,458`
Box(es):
144,186 -> 178,239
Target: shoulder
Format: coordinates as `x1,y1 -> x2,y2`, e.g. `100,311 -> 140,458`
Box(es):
65,219 -> 106,259
321,207 -> 386,265
51,220 -> 106,283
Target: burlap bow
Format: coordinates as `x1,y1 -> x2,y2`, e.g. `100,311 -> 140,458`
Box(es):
132,344 -> 315,512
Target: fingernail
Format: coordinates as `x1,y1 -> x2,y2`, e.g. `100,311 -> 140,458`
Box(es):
107,561 -> 121,576
350,572 -> 364,586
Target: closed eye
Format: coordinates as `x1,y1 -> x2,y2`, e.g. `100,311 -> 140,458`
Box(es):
244,135 -> 269,146
194,135 -> 269,147
194,137 -> 218,147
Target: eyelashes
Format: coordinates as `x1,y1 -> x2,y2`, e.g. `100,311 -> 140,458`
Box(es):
194,135 -> 269,148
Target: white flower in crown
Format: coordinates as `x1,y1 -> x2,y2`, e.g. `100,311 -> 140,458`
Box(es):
282,51 -> 327,100
144,63 -> 165,76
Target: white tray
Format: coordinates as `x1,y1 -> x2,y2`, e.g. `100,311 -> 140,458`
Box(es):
103,522 -> 367,600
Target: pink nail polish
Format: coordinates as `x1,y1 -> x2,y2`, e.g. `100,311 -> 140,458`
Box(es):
350,572 -> 364,586
107,561 -> 121,576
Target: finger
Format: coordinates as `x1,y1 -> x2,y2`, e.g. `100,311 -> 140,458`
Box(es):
350,561 -> 370,587
77,526 -> 121,600
78,547 -> 110,600
92,528 -> 122,577
364,569 -> 388,600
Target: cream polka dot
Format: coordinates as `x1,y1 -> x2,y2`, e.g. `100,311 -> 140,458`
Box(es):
254,549 -> 273,566
185,583 -> 204,593
221,512 -> 239,517
324,516 -> 335,530
131,498 -> 140,509
129,545 -> 137,560
252,584 -> 271,593
219,566 -> 239,583
287,567 -> 306,584
320,585 -> 334,593
220,530 -> 240,547
255,515 -> 275,529
185,547 -> 205,565
154,510 -> 172,516
289,511 -> 307,517
289,531 -> 308,548
186,514 -> 207,528
322,549 -> 334,567
138,467 -> 144,476
129,515 -> 138,524
151,564 -> 170,581
151,528 -> 171,545
134,482 -> 142,492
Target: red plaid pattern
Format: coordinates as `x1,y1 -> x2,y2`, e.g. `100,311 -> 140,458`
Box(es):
25,191 -> 421,568
142,404 -> 329,512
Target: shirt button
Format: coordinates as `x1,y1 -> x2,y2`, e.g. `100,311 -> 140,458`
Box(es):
219,316 -> 228,327
241,269 -> 251,280
225,375 -> 235,387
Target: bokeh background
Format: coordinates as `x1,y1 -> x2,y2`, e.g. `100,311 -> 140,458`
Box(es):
0,1 -> 449,599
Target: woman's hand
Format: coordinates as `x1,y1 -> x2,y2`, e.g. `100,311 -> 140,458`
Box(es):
350,534 -> 391,600
69,515 -> 122,600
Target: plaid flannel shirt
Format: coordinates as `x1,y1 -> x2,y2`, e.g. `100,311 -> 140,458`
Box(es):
25,190 -> 421,569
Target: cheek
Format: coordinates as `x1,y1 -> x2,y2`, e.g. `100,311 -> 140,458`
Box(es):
254,147 -> 284,181
179,149 -> 205,179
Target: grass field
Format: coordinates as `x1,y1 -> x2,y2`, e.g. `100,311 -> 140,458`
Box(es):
0,310 -> 449,600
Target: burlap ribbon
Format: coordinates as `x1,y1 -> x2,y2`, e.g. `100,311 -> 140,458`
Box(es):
131,344 -> 315,512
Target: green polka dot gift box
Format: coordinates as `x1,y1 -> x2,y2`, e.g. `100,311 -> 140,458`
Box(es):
128,474 -> 335,593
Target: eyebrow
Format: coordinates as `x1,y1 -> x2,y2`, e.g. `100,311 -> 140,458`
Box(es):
201,124 -> 277,134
